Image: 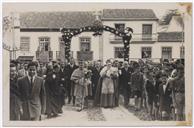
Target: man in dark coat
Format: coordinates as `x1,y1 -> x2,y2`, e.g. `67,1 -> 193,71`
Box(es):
18,62 -> 46,121
120,61 -> 133,107
158,73 -> 172,120
65,58 -> 78,105
171,64 -> 185,121
91,60 -> 102,99
37,63 -> 47,78
131,63 -> 144,110
45,64 -> 63,118
10,63 -> 21,120
59,62 -> 67,105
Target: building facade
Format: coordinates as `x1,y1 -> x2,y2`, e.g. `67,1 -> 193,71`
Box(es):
9,9 -> 184,63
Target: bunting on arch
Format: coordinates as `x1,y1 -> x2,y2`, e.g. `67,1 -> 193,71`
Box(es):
61,24 -> 133,62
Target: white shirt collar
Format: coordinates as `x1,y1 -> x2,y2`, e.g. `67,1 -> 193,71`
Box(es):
163,84 -> 167,92
27,75 -> 36,83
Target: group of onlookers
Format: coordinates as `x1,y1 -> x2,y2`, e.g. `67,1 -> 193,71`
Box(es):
9,58 -> 185,121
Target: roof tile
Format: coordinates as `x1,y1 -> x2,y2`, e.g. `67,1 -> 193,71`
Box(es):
158,32 -> 184,42
102,9 -> 158,20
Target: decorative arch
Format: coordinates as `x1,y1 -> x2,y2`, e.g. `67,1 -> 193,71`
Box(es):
60,21 -> 133,62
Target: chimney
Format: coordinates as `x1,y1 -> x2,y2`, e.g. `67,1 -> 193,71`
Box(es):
94,11 -> 102,21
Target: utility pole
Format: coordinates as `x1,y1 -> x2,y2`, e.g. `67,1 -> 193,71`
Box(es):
11,12 -> 16,60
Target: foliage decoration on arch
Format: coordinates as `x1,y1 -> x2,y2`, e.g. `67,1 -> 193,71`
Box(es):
61,24 -> 133,62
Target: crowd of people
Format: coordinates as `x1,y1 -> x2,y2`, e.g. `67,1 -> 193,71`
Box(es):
9,57 -> 185,121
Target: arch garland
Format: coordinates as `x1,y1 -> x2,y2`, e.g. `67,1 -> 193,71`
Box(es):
61,21 -> 133,62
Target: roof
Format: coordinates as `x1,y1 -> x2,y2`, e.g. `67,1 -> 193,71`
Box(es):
102,9 -> 158,20
20,9 -> 158,29
20,11 -> 96,29
159,14 -> 183,26
158,32 -> 184,42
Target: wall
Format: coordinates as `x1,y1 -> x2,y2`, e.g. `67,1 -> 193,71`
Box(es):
17,19 -> 183,62
167,16 -> 183,32
102,20 -> 158,62
71,32 -> 100,61
18,31 -> 100,61
18,32 -> 62,60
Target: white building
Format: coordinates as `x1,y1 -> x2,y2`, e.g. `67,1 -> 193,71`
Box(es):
9,9 -> 184,63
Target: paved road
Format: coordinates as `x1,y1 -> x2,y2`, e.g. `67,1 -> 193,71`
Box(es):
40,100 -> 140,126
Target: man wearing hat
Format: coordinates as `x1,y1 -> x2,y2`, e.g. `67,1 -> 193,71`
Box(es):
171,64 -> 185,121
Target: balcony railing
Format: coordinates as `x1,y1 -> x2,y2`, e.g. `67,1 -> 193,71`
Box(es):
56,51 -> 61,60
109,33 -> 157,43
36,50 -> 53,62
77,51 -> 93,61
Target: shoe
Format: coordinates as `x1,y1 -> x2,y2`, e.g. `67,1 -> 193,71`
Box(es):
76,108 -> 82,112
47,114 -> 52,118
58,109 -> 63,113
52,113 -> 58,117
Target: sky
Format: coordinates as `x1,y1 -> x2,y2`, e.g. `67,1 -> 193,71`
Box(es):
2,2 -> 181,19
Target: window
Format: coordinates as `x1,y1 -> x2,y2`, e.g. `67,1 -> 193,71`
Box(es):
180,46 -> 185,58
56,51 -> 61,60
115,24 -> 125,32
162,47 -> 172,59
142,24 -> 152,40
20,37 -> 30,51
114,47 -> 124,58
39,37 -> 50,51
115,24 -> 125,40
142,47 -> 152,58
80,37 -> 91,51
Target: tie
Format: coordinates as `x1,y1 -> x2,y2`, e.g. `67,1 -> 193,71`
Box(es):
30,77 -> 33,88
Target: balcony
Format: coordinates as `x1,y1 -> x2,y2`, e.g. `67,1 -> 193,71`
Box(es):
36,51 -> 53,62
77,51 -> 93,61
109,33 -> 157,44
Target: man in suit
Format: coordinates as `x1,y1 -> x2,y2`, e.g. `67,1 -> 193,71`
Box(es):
131,62 -> 144,110
171,64 -> 185,121
18,63 -> 28,78
37,63 -> 47,78
10,63 -> 21,120
120,61 -> 133,108
59,62 -> 67,105
158,72 -> 172,120
91,60 -> 102,99
65,58 -> 78,105
18,62 -> 46,121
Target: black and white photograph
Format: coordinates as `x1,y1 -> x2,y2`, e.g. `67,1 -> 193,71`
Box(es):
2,2 -> 192,127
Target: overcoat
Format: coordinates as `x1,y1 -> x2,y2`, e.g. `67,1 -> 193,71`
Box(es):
158,83 -> 172,113
18,76 -> 46,120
